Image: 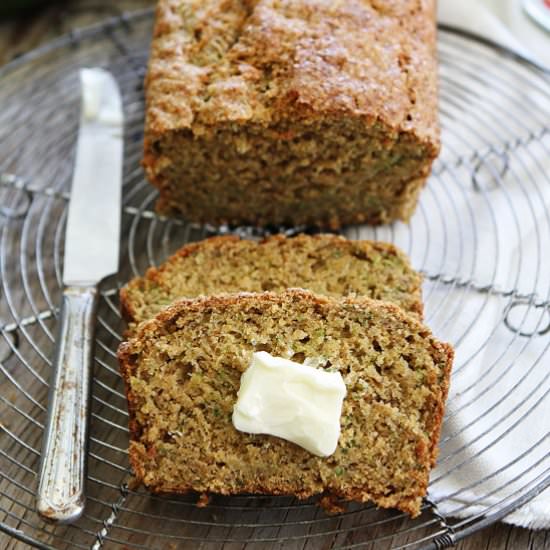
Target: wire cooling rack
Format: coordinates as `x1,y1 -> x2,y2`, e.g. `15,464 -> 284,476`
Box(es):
0,9 -> 550,549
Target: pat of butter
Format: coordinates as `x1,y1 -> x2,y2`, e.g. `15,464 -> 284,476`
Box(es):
232,351 -> 347,457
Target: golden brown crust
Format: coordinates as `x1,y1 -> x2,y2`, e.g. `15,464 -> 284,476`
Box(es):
142,0 -> 440,227
145,0 -> 439,142
118,289 -> 453,516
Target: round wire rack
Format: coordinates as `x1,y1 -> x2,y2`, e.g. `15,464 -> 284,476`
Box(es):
0,9 -> 549,549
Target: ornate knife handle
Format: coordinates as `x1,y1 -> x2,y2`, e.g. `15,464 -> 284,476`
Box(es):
37,286 -> 98,523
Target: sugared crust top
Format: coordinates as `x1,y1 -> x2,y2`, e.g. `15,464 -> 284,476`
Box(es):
145,0 -> 439,145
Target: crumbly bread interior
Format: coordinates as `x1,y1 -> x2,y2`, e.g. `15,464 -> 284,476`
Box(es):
149,119 -> 434,227
121,234 -> 423,328
118,289 -> 452,516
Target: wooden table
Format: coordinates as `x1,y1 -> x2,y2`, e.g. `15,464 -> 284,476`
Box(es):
0,2 -> 548,549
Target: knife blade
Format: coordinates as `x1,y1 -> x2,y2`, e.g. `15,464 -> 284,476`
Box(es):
37,68 -> 123,523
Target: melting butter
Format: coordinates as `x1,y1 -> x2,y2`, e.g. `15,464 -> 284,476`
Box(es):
232,351 -> 347,457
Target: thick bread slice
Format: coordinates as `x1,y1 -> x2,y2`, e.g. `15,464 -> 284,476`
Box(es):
120,234 -> 423,328
118,289 -> 452,517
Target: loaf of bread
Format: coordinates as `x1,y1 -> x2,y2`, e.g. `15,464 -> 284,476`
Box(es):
143,0 -> 440,228
120,234 -> 423,328
118,289 -> 453,516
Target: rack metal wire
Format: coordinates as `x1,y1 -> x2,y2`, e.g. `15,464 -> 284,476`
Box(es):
0,9 -> 549,549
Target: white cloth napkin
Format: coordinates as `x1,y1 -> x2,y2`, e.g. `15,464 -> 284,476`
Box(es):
349,0 -> 550,529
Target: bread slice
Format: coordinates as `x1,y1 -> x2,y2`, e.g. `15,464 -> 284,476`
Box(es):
118,289 -> 453,516
120,234 -> 423,329
144,0 -> 439,228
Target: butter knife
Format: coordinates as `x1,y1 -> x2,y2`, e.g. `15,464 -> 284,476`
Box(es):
37,68 -> 123,523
